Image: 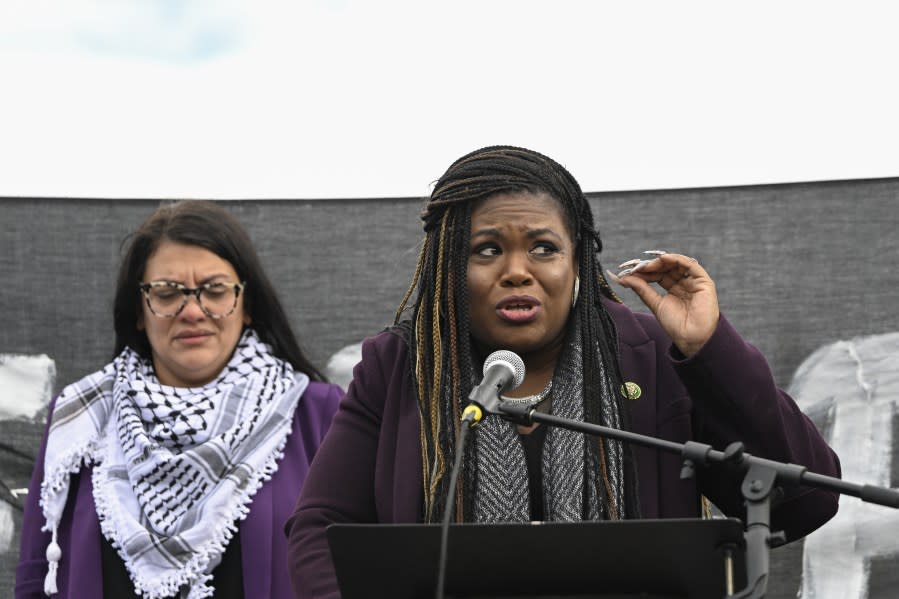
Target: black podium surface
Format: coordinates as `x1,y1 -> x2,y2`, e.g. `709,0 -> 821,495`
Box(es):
328,518 -> 746,599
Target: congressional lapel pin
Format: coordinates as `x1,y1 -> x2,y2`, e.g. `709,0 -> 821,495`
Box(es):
620,381 -> 642,400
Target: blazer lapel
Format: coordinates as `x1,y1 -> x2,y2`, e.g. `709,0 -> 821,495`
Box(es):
606,302 -> 662,519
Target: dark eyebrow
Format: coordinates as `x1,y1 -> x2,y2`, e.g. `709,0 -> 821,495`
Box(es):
197,274 -> 233,285
471,227 -> 501,240
148,273 -> 232,286
526,227 -> 563,241
470,227 -> 564,241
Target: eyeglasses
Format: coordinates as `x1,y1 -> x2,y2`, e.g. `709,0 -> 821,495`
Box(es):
139,281 -> 246,319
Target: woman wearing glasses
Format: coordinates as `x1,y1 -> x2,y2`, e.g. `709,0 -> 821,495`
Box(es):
16,201 -> 342,599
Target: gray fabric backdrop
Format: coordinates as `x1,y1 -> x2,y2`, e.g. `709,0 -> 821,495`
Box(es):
1,177 -> 898,597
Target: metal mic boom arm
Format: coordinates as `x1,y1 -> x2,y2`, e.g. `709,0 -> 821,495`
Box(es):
495,401 -> 899,599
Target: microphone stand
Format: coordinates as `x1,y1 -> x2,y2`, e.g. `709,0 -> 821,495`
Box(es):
487,401 -> 899,599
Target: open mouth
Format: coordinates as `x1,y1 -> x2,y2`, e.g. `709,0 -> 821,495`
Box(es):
496,297 -> 541,323
503,303 -> 536,312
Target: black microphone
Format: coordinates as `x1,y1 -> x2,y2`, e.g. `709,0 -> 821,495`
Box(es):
462,350 -> 526,426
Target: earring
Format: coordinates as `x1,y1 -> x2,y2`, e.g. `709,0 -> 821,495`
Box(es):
572,276 -> 580,308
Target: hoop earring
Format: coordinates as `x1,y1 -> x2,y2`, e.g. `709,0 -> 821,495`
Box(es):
572,276 -> 580,308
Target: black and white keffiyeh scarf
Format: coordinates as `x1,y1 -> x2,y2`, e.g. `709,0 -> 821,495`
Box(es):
471,326 -> 626,523
39,329 -> 308,598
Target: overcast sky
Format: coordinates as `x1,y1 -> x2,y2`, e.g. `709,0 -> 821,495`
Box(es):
1,0 -> 897,199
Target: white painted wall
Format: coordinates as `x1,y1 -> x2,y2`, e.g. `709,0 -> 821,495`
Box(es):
0,503 -> 12,554
0,354 -> 56,420
324,342 -> 362,392
0,354 -> 55,584
791,333 -> 899,598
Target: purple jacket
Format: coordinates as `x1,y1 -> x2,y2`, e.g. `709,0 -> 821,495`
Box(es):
15,380 -> 343,599
286,302 -> 841,599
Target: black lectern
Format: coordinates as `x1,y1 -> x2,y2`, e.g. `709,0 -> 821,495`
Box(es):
328,518 -> 746,599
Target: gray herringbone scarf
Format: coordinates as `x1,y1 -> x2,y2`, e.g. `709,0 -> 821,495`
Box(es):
472,327 -> 625,522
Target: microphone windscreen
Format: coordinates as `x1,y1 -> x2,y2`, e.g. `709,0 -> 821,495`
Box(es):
483,350 -> 526,390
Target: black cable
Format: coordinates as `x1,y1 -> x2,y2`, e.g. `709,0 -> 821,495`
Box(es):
435,415 -> 475,599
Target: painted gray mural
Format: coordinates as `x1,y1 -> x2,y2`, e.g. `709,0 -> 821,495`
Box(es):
1,180 -> 897,597
0,354 -> 56,593
791,333 -> 899,598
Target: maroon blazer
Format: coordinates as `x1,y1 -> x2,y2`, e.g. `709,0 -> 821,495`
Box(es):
287,302 -> 841,599
15,381 -> 343,599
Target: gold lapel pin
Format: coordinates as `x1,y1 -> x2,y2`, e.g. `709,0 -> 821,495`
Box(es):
620,382 -> 642,400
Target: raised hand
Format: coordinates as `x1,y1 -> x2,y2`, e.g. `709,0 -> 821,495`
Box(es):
608,250 -> 719,357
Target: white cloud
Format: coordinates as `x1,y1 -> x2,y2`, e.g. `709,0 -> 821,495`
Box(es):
0,0 -> 245,62
1,0 -> 897,199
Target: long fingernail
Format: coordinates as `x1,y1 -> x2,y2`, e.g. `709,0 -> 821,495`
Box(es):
643,249 -> 668,256
606,269 -> 622,282
631,260 -> 652,273
618,258 -> 642,269
616,268 -> 634,277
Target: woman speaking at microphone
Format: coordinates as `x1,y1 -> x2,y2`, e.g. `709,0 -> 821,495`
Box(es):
286,146 -> 841,598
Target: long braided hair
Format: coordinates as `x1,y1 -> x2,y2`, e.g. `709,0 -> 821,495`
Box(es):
395,145 -> 640,522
